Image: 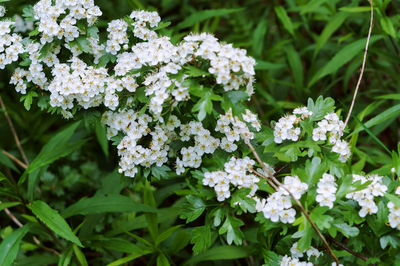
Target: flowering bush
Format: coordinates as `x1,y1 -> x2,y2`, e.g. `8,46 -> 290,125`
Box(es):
1,0 -> 400,265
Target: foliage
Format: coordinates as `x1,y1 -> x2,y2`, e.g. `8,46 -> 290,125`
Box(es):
0,0 -> 400,266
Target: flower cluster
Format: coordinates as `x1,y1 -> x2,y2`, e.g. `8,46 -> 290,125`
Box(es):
273,106 -> 312,143
387,186 -> 400,230
185,33 -> 256,93
203,156 -> 259,201
346,174 -> 387,217
0,18 -> 23,69
316,173 -> 337,209
274,107 -> 351,162
280,242 -> 321,266
106,19 -> 128,55
255,175 -> 308,224
274,107 -> 312,143
102,106 -> 260,179
216,108 -> 259,150
312,113 -> 350,162
33,0 -> 101,44
102,109 -> 178,177
176,121 -> 220,175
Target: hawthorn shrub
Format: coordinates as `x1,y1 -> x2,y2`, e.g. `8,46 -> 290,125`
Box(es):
0,0 -> 400,266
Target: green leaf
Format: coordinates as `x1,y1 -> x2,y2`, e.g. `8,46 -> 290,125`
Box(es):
219,216 -> 244,245
192,91 -> 213,121
15,254 -> 58,266
297,222 -> 312,252
184,65 -> 209,77
153,21 -> 171,30
380,16 -> 396,38
86,26 -> 99,39
231,189 -> 256,213
106,249 -> 152,266
151,165 -> 171,180
58,246 -> 74,266
334,222 -> 359,237
169,230 -> 191,253
285,45 -> 303,90
308,35 -> 383,87
351,104 -> 400,136
221,91 -> 248,114
385,193 -> 400,208
310,207 -> 333,230
0,151 -> 19,173
21,5 -> 34,20
176,8 -> 244,29
20,91 -> 38,111
95,120 -> 109,157
314,12 -> 348,56
252,15 -> 267,57
20,121 -> 84,185
191,225 -> 212,255
255,60 -> 286,70
27,167 -> 45,202
75,37 -> 91,53
0,225 -> 30,266
305,157 -> 325,186
336,174 -> 353,199
263,250 -> 281,266
28,28 -> 40,37
28,200 -> 83,247
0,202 -> 21,212
156,253 -> 170,266
298,0 -> 328,14
61,194 -> 157,218
180,195 -> 206,223
351,115 -> 391,154
184,245 -> 253,265
38,43 -> 52,59
156,225 -> 182,246
339,6 -> 372,12
274,6 -> 295,36
307,96 -> 335,121
144,182 -> 158,241
72,244 -> 88,266
92,237 -> 149,253
380,235 -> 400,249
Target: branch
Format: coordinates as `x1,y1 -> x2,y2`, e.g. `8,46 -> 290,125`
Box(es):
244,138 -> 339,265
343,0 -> 374,130
0,96 -> 29,166
2,149 -> 28,169
326,235 -> 368,261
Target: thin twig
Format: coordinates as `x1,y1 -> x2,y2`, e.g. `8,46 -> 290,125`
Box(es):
244,137 -> 339,264
326,235 -> 368,261
251,168 -> 279,191
4,207 -> 23,227
343,0 -> 374,130
0,96 -> 29,166
2,150 -> 28,169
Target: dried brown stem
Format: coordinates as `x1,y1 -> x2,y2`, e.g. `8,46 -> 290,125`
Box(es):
343,0 -> 374,130
244,138 -> 339,265
0,96 -> 29,166
2,149 -> 28,169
